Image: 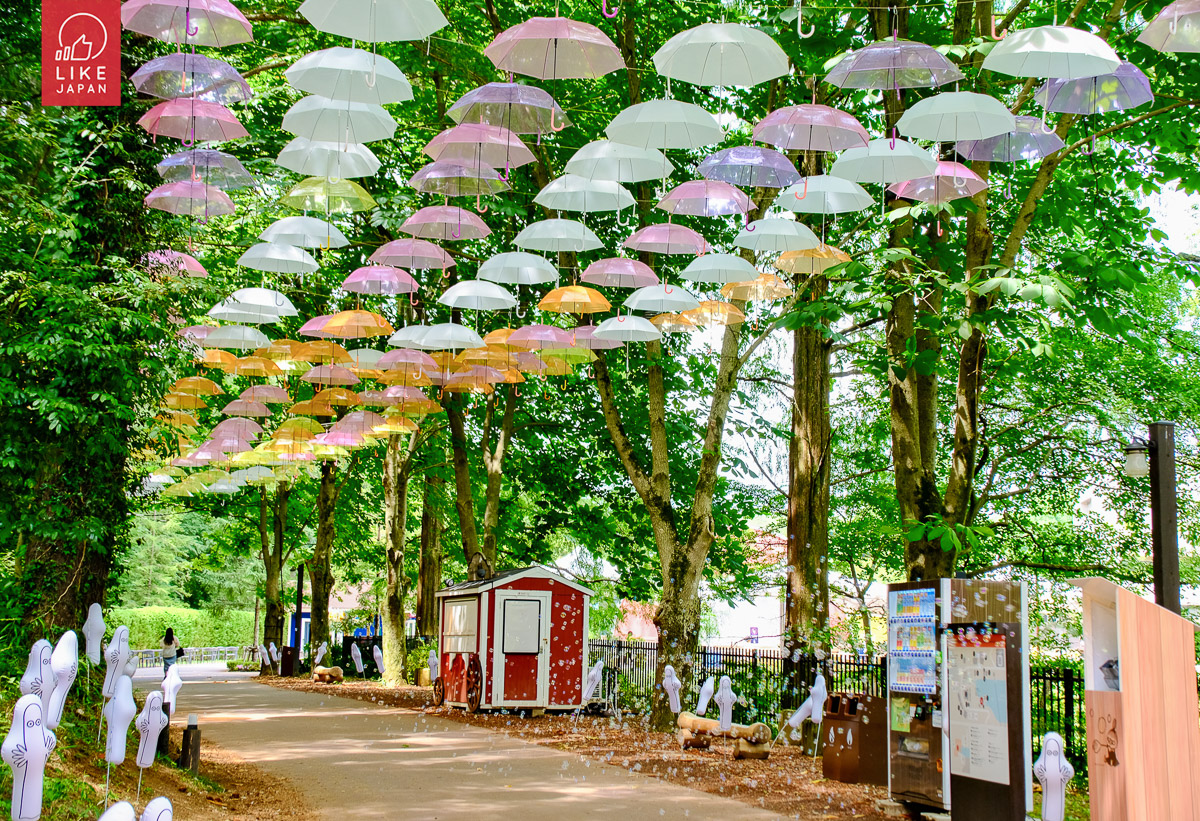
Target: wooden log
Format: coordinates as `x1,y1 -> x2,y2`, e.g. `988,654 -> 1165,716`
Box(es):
313,665 -> 344,683
677,712 -> 772,744
677,728 -> 712,750
733,738 -> 771,760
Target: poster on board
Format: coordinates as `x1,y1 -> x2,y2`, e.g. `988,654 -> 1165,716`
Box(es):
947,625 -> 1010,784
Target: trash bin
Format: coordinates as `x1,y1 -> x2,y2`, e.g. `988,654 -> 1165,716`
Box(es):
822,693 -> 863,783
279,645 -> 297,677
855,694 -> 888,787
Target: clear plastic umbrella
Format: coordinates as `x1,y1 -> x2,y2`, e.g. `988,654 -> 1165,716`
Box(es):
203,325 -> 270,350
735,220 -> 820,254
286,47 -> 414,105
534,175 -> 635,213
478,252 -> 559,285
209,298 -> 284,324
237,242 -> 320,274
624,223 -> 710,255
657,180 -> 750,217
606,100 -> 723,150
1034,61 -> 1153,114
157,148 -> 253,188
121,0 -> 253,47
775,244 -> 851,275
387,325 -> 432,349
138,98 -> 247,143
776,176 -> 873,214
680,254 -> 759,284
566,141 -> 673,183
282,96 -> 396,143
514,219 -> 602,253
146,249 -> 208,277
593,316 -> 661,343
401,206 -> 491,241
507,324 -> 574,350
370,239 -> 455,270
624,284 -> 702,314
438,281 -> 518,311
888,161 -> 987,203
282,177 -> 377,214
448,83 -> 569,135
825,39 -> 964,89
982,25 -> 1120,80
830,138 -> 938,185
341,266 -> 418,295
260,216 -> 349,248
698,146 -> 800,189
232,287 -> 299,316
145,180 -> 234,217
132,53 -> 252,103
484,16 -> 624,80
573,325 -> 624,350
897,91 -> 1016,142
753,104 -> 869,152
652,23 -> 789,87
1138,0 -> 1200,52
276,137 -> 381,179
298,0 -> 448,42
955,116 -> 1066,162
582,258 -> 658,289
423,123 -> 535,171
409,162 -> 510,198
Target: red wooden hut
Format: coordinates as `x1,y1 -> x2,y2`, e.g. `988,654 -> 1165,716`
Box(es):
432,567 -> 592,712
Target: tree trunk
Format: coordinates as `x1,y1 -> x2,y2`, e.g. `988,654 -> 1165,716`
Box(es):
443,396 -> 481,565
259,488 -> 284,674
382,434 -> 413,685
416,469 -> 444,639
481,385 -> 517,567
308,460 -> 339,668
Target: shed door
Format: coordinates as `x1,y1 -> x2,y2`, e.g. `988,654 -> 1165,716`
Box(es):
492,590 -> 551,707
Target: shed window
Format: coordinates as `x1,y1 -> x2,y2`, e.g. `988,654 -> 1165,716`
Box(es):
444,599 -> 478,653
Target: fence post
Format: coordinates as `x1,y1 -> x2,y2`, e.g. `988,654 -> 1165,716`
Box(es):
1063,667 -> 1076,758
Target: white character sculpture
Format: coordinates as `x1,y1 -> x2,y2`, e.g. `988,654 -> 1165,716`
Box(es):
661,665 -> 683,714
427,649 -> 440,682
19,640 -> 53,711
1033,731 -> 1075,821
46,631 -> 79,730
268,642 -> 279,663
105,675 -> 137,765
103,626 -> 131,699
98,801 -> 136,821
350,643 -> 364,674
123,653 -> 139,679
140,796 -> 172,821
372,645 -> 385,675
695,676 -> 716,716
83,603 -> 106,666
2,695 -> 56,821
160,664 -> 183,717
314,642 -> 328,667
258,644 -> 271,670
135,691 -> 169,770
786,671 -> 827,736
713,676 -> 736,733
582,660 -> 603,701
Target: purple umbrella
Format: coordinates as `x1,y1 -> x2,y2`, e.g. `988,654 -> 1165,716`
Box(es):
698,146 -> 801,189
623,223 -> 710,255
370,239 -> 455,270
131,53 -> 252,103
146,249 -> 208,277
341,266 -> 419,296
573,325 -> 623,350
156,148 -> 253,189
825,39 -> 964,89
400,206 -> 491,241
423,123 -> 535,171
582,258 -> 659,289
507,324 -> 574,350
754,104 -> 870,152
145,180 -> 235,218
1034,61 -> 1153,115
955,116 -> 1066,162
657,180 -> 750,217
448,82 -> 570,135
408,161 -> 511,199
887,161 -> 987,203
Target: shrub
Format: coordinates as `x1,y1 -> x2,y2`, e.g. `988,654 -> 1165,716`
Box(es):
107,606 -> 255,650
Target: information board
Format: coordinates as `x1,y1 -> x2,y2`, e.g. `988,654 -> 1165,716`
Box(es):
947,626 -> 1010,785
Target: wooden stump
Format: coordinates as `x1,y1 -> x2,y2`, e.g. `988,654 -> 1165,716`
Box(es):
677,728 -> 712,749
313,665 -> 344,683
733,738 -> 771,760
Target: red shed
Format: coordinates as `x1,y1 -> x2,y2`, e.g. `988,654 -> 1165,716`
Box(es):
431,567 -> 592,712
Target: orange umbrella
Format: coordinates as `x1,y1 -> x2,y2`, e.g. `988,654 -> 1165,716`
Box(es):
288,399 -> 336,417
650,313 -> 699,333
483,327 -> 520,348
539,356 -> 573,376
198,349 -> 238,370
721,272 -> 794,301
371,415 -> 418,434
377,370 -> 434,387
158,410 -> 199,427
321,310 -> 395,339
230,356 -> 285,377
293,340 -> 352,364
314,387 -> 364,407
256,338 -> 307,362
683,300 -> 746,327
456,345 -> 517,368
538,285 -> 610,314
172,376 -> 223,396
164,392 -> 207,410
774,244 -> 850,275
494,368 -> 526,384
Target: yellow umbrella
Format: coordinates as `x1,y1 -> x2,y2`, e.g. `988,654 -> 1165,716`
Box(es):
321,310 -> 395,339
229,356 -> 285,377
456,345 -> 518,368
172,376 -> 223,396
293,340 -> 352,364
281,176 -> 377,214
371,416 -> 418,435
164,392 -> 207,410
541,347 -> 598,365
198,349 -> 238,371
774,243 -> 850,275
229,448 -> 286,466
158,410 -> 199,428
310,443 -> 352,459
288,399 -> 336,417
538,285 -> 611,314
276,417 -> 325,437
483,328 -> 520,348
683,300 -> 746,328
494,368 -> 526,384
540,356 -> 573,376
721,273 -> 794,302
256,338 -> 307,362
650,313 -> 699,333
314,387 -> 364,407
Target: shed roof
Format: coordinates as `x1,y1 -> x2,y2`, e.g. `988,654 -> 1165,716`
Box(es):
435,565 -> 593,598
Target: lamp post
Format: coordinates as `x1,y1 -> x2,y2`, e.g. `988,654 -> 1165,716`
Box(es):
1123,421 -> 1180,614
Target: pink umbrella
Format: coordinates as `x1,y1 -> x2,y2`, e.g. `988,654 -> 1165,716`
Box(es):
331,410 -> 386,434
298,315 -> 335,339
121,0 -> 253,47
445,366 -> 505,389
204,435 -> 253,454
146,249 -> 208,277
379,349 -> 438,370
313,430 -> 367,448
137,98 -> 248,143
370,239 -> 455,270
179,325 -> 215,341
221,399 -> 272,418
582,258 -> 659,289
484,17 -> 624,81
212,418 -> 263,439
887,161 -> 987,203
423,124 -> 535,173
301,365 -> 360,386
383,385 -> 431,401
239,385 -> 290,403
573,325 -> 623,350
401,206 -> 491,241
507,324 -> 574,350
624,223 -> 710,256
753,104 -> 870,152
657,180 -> 749,217
145,181 -> 235,218
341,266 -> 419,296
408,162 -> 511,198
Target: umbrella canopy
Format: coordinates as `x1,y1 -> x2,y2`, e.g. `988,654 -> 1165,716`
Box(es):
237,242 -> 319,274
276,137 -> 381,179
228,356 -> 284,377
624,284 -> 702,314
478,252 -> 559,285
347,349 -> 385,374
156,148 -> 253,188
408,161 -> 511,198
298,0 -> 448,42
421,323 -> 487,351
438,281 -> 518,311
775,244 -> 851,275
240,385 -> 290,403
221,399 -> 272,417
298,315 -> 335,338
606,100 -> 723,150
955,115 -> 1067,162
315,387 -> 365,407
484,16 -> 623,80
573,325 -> 624,350
507,324 -> 574,350
652,23 -> 788,87
565,141 -> 673,183
680,254 -> 759,284
514,219 -> 603,253
1138,0 -> 1200,52
172,376 -> 222,396
721,273 -> 794,301
387,325 -> 432,349
1034,61 -> 1153,115
982,25 -> 1120,80
341,266 -> 418,295
825,39 -> 964,89
538,285 -> 611,314
322,310 -> 395,339
753,104 -> 869,152
145,181 -> 235,218
132,53 -> 252,103
294,340 -> 351,363
282,177 -> 378,214
582,258 -> 658,289
256,338 -> 305,361
401,206 -> 491,241
121,0 -> 253,47
260,216 -> 349,249
302,364 -> 360,386
592,315 -> 662,343
231,287 -> 299,317
684,300 -> 745,327
657,180 -> 750,217
829,138 -> 938,184
146,249 -> 208,277
287,47 -> 413,105
698,146 -> 801,189
624,223 -> 710,255
287,399 -> 336,417
897,91 -> 1016,142
534,175 -> 634,213
138,98 -> 247,142
370,239 -> 455,270
735,220 -> 820,254
213,418 -> 265,439
164,392 -> 207,410
448,82 -> 569,134
776,175 -> 874,214
181,325 -> 215,342
380,349 -> 438,371
282,95 -> 396,143
423,123 -> 535,170
887,161 -> 987,203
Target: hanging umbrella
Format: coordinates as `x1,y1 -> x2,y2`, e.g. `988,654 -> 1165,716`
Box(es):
138,98 -> 246,143
213,418 -> 265,439
237,242 -> 319,274
775,244 -> 851,275
624,284 -> 702,314
302,364 -> 360,386
897,92 -> 1017,142
257,338 -> 306,361
624,223 -> 710,256
566,141 -> 673,183
358,390 -> 399,407
282,177 -> 378,214
342,266 -> 418,295
131,53 -> 252,103
582,258 -> 658,289
955,116 -> 1066,162
209,298 -> 282,324
240,385 -> 290,403
721,273 -> 794,301
735,220 -> 820,254
514,219 -> 602,253
982,25 -> 1120,80
121,0 -> 253,47
198,349 -> 238,369
298,316 -> 335,338
573,325 -> 623,350
287,399 -> 336,417
653,22 -> 789,87
347,349 -> 385,374
680,254 -> 759,284
380,349 -> 438,371
888,162 -> 987,203
423,123 -> 535,170
315,387 -> 366,407
231,287 -> 299,317
1034,61 -> 1153,114
221,398 -> 272,417
825,39 -> 964,89
294,341 -> 351,364
534,175 -> 635,213
478,252 -> 559,285
145,181 -> 235,217
298,0 -> 448,41
387,325 -> 432,349
507,324 -> 574,350
322,310 -> 395,339
438,281 -> 518,311
164,392 -> 207,410
829,138 -> 938,185
540,346 -> 597,365
276,138 -> 381,179
228,356 -> 285,377
157,148 -> 253,188
370,238 -> 455,270
606,100 -> 723,150
698,146 -> 801,189
260,216 -> 349,249
657,180 -> 750,217
287,47 -> 413,105
203,325 -> 269,350
181,325 -> 215,342
753,105 -> 869,152
401,206 -> 491,241
408,161 -> 511,198
484,328 -> 520,347
484,16 -> 623,80
650,312 -> 696,333
683,301 -> 746,327
458,346 -> 520,368
146,249 -> 208,277
1138,0 -> 1200,52
421,323 -> 487,351
538,286 -> 611,314
282,96 -> 396,143
776,176 -> 873,214
448,82 -> 569,134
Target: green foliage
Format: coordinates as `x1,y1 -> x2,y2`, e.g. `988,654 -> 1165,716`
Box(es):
107,606 -> 256,650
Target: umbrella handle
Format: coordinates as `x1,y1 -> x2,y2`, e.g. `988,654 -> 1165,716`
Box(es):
476,194 -> 489,213
615,206 -> 630,227
936,218 -> 944,237
185,9 -> 199,37
795,177 -> 809,200
500,160 -> 510,182
744,215 -> 755,231
364,67 -> 377,89
953,171 -> 965,187
1080,134 -> 1095,155
889,129 -> 896,150
452,224 -> 462,239
550,108 -> 567,132
515,384 -> 521,397
1039,111 -> 1056,134
602,0 -> 618,18
796,0 -> 816,38
410,292 -> 419,307
665,285 -> 674,294
516,305 -> 527,319
985,13 -> 1006,39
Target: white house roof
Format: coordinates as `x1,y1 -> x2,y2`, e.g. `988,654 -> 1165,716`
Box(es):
434,565 -> 593,598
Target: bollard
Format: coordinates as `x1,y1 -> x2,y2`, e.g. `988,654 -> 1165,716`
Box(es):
156,701 -> 171,758
177,713 -> 201,775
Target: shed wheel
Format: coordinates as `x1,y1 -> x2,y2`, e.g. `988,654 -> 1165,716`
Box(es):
465,655 -> 483,713
432,677 -> 445,707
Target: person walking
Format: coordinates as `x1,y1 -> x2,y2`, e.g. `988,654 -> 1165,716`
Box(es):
162,627 -> 183,677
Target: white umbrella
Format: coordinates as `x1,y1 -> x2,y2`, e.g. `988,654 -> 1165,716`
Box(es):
680,254 -> 759,285
624,284 -> 702,313
606,100 -> 723,150
231,287 -> 299,317
534,175 -> 635,214
282,95 -> 396,143
592,316 -> 662,343
1138,1 -> 1200,53
735,220 -> 820,254
276,137 -> 381,179
260,216 -> 349,248
202,325 -> 270,350
514,219 -> 603,253
286,47 -> 414,105
775,176 -> 873,214
478,252 -> 559,285
437,280 -> 518,311
237,242 -> 320,274
652,23 -> 789,87
205,478 -> 241,494
348,349 -> 384,369
298,0 -> 448,42
829,138 -> 938,185
421,323 -> 486,351
982,25 -> 1120,80
387,325 -> 432,349
208,299 -> 283,324
565,140 -> 673,183
897,91 -> 1016,142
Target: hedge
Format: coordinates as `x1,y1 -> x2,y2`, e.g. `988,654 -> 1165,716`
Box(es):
106,606 -> 256,650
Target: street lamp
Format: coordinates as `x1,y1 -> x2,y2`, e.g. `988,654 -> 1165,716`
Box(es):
1123,422 -> 1180,614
